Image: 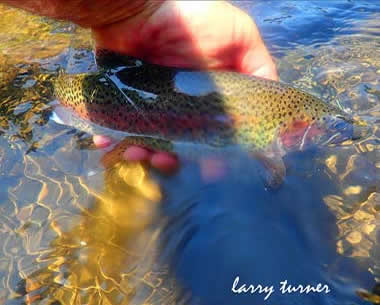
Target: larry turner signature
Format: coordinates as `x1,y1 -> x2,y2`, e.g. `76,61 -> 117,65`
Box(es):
231,276 -> 331,300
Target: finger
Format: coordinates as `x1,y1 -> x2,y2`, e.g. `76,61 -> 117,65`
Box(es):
123,146 -> 151,162
240,43 -> 278,81
237,17 -> 279,81
93,135 -> 113,148
251,62 -> 279,82
123,147 -> 179,174
150,152 -> 179,174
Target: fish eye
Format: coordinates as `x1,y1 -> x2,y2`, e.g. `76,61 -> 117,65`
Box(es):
333,121 -> 347,130
335,114 -> 354,124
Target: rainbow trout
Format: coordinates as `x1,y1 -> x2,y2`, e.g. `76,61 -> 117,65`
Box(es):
53,51 -> 367,187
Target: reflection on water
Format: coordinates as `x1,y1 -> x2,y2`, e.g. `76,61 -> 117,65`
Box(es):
277,33 -> 380,301
15,159 -> 179,305
0,1 -> 379,305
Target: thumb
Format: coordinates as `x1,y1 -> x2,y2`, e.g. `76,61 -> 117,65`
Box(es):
238,21 -> 278,81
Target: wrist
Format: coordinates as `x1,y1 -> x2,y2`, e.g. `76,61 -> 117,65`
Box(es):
82,0 -> 165,29
2,0 -> 164,29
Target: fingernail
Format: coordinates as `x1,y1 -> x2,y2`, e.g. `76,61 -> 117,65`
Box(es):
93,135 -> 112,148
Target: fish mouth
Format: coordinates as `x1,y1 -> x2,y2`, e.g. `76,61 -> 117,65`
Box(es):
319,115 -> 370,146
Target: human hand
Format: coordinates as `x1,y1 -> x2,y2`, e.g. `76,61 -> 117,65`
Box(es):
94,135 -> 179,174
3,0 -> 276,79
93,1 -> 277,80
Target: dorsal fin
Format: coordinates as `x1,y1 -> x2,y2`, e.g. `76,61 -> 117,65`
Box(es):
95,49 -> 144,69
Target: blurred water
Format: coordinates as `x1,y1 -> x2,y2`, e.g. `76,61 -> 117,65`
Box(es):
0,2 -> 379,305
236,0 -> 380,57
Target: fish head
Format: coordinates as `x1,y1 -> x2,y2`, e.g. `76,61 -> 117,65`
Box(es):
316,113 -> 369,145
280,111 -> 369,151
49,103 -> 95,135
53,71 -> 82,108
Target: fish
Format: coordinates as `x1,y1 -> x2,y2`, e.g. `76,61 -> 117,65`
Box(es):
52,50 -> 369,188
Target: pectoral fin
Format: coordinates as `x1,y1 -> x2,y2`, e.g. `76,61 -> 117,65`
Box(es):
253,151 -> 286,189
252,136 -> 286,189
